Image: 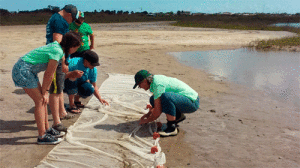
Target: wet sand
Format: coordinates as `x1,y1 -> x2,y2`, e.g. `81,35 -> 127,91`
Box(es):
0,22 -> 299,167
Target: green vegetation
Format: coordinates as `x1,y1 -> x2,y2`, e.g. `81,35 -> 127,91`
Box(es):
1,7 -> 300,49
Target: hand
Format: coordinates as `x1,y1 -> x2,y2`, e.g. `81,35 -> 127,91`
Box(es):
145,104 -> 153,110
139,117 -> 148,125
42,92 -> 49,105
69,70 -> 84,79
62,63 -> 69,73
73,70 -> 84,78
100,98 -> 109,106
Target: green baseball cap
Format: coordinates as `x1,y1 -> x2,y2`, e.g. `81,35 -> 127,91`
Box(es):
133,70 -> 151,89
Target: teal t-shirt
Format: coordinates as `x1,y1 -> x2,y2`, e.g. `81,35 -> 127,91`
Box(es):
21,41 -> 64,65
68,57 -> 97,83
69,22 -> 93,52
150,75 -> 198,101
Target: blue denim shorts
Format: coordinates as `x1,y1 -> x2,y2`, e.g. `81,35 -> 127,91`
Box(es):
64,80 -> 94,98
12,58 -> 47,89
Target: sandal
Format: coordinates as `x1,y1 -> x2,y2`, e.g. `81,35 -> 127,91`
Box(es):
75,101 -> 85,108
60,112 -> 75,120
66,106 -> 81,114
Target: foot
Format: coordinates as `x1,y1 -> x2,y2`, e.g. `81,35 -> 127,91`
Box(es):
60,112 -> 75,120
158,126 -> 178,137
46,128 -> 65,138
66,105 -> 81,114
37,134 -> 63,145
74,101 -> 84,108
52,123 -> 67,132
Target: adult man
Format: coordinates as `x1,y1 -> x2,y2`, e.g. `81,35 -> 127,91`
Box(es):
46,4 -> 79,132
133,70 -> 200,137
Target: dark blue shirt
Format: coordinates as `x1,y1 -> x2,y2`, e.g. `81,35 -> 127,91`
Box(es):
46,13 -> 69,44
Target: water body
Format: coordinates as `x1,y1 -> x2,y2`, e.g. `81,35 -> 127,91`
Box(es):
272,23 -> 300,28
170,48 -> 300,109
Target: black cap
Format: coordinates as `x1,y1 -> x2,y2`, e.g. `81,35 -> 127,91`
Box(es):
83,50 -> 100,66
63,4 -> 79,20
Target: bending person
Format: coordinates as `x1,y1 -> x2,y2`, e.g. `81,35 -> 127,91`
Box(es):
12,32 -> 82,144
64,50 -> 109,113
133,70 -> 200,137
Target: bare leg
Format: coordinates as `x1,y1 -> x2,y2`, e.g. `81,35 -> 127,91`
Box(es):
74,94 -> 80,102
69,94 -> 75,108
49,93 -> 61,126
59,92 -> 67,118
23,87 -> 47,136
165,114 -> 176,121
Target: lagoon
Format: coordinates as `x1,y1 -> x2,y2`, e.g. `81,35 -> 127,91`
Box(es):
170,48 -> 300,109
273,23 -> 300,28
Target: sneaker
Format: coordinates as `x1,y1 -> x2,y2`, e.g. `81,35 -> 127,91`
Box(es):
52,123 -> 67,132
158,126 -> 178,137
46,127 -> 65,138
37,134 -> 63,145
175,113 -> 186,124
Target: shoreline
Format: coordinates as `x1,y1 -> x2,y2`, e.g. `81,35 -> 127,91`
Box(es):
0,22 -> 299,167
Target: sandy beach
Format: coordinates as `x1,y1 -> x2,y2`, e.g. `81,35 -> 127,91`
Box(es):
0,21 -> 299,167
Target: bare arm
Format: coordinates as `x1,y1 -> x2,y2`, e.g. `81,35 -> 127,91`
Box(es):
140,98 -> 162,124
92,82 -> 109,105
89,34 -> 95,50
53,33 -> 63,43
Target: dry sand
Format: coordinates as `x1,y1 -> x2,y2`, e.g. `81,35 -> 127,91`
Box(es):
0,21 -> 299,167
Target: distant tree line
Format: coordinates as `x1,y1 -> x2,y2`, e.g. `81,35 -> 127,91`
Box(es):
0,6 -> 300,26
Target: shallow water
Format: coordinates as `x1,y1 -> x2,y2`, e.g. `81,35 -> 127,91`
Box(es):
170,48 -> 300,109
273,23 -> 300,28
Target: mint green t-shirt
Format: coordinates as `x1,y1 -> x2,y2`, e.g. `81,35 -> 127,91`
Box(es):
69,22 -> 93,52
21,41 -> 64,65
150,75 -> 198,101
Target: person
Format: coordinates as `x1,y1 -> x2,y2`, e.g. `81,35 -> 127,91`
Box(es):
133,70 -> 200,137
69,11 -> 95,59
46,4 -> 80,131
12,32 -> 82,144
64,50 -> 109,113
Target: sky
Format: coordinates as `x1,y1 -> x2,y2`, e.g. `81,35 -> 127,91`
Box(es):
1,0 -> 299,14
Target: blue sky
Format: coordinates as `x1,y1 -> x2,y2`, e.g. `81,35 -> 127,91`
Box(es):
1,0 -> 299,14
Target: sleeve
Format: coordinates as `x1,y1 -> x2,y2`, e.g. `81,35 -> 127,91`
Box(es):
53,17 -> 67,34
153,84 -> 166,100
48,47 -> 63,61
89,67 -> 97,83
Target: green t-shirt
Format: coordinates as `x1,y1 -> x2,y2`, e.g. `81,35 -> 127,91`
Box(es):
21,41 -> 64,65
69,22 -> 93,52
150,75 -> 198,101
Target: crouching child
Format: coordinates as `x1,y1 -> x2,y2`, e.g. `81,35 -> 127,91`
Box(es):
64,50 -> 109,113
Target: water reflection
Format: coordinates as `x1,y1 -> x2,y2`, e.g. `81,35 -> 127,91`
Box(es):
170,48 -> 300,108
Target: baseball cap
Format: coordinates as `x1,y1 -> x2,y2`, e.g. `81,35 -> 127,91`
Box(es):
63,4 -> 79,20
79,11 -> 84,18
83,50 -> 100,66
133,70 -> 152,89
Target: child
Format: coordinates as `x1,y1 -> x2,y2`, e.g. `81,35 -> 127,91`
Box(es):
12,32 -> 82,145
64,50 -> 109,113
